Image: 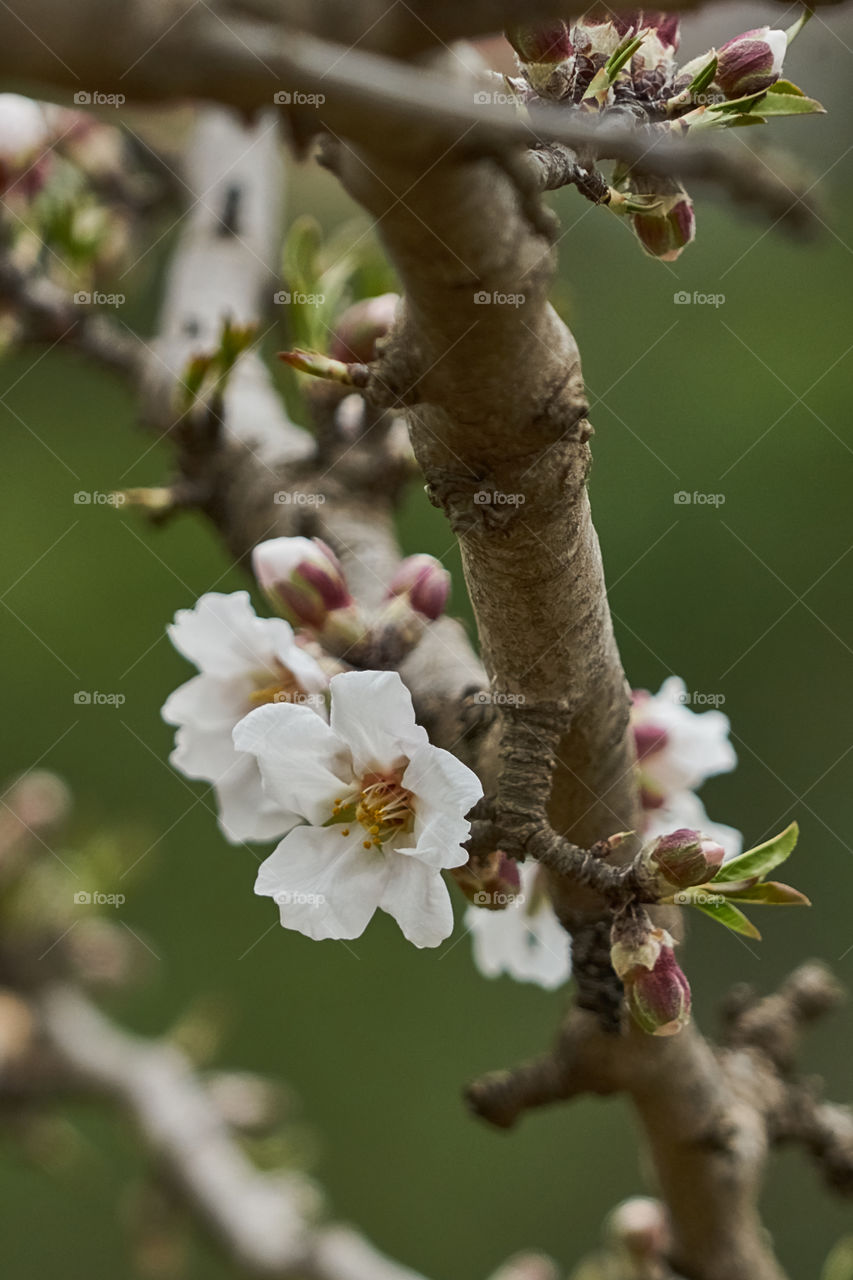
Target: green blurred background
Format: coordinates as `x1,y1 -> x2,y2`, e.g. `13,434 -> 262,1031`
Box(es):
2,5 -> 852,1276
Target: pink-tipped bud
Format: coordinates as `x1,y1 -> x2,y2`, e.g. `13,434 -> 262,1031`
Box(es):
648,828 -> 726,889
632,187 -> 695,262
328,292 -> 399,365
506,21 -> 574,65
386,554 -> 450,621
716,26 -> 786,98
633,720 -> 668,761
606,1197 -> 671,1263
611,925 -> 691,1036
252,536 -> 352,632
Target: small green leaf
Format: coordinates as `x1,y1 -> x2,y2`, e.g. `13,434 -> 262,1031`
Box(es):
772,78 -> 806,96
786,10 -> 813,47
713,821 -> 799,885
718,880 -> 811,907
688,54 -> 718,96
692,897 -> 762,939
760,89 -> 826,116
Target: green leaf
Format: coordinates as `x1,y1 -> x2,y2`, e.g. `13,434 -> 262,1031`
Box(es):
786,10 -> 813,46
688,54 -> 718,96
713,821 -> 799,885
760,89 -> 826,116
692,897 -> 762,939
718,880 -> 811,906
582,31 -> 645,101
772,78 -> 806,96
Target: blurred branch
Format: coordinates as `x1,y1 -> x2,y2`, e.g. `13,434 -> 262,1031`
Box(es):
0,3 -> 822,231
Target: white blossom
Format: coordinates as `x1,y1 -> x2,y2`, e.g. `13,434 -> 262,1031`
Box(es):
233,669 -> 483,947
466,862 -> 571,990
0,94 -> 50,162
632,676 -> 736,800
162,591 -> 327,844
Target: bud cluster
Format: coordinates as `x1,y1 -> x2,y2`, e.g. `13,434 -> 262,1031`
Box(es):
500,11 -> 820,263
611,916 -> 692,1037
252,539 -> 450,664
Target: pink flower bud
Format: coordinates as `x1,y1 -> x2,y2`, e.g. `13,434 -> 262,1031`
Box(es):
386,554 -> 450,621
612,926 -> 691,1036
505,21 -> 574,65
252,536 -> 352,632
632,187 -> 695,262
648,827 -> 725,889
633,720 -> 668,761
716,27 -> 786,98
328,293 -> 399,365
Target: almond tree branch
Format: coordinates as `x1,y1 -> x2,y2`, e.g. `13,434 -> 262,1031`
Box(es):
0,2 -> 822,230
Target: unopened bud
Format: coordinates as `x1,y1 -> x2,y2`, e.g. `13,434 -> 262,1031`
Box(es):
506,21 -> 574,65
386,554 -> 450,621
612,925 -> 691,1036
252,536 -> 352,632
328,292 -> 399,365
605,1196 -> 671,1263
506,21 -> 576,97
631,183 -> 695,261
716,26 -> 786,98
648,827 -> 725,889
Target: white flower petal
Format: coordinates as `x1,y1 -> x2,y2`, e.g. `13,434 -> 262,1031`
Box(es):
162,673 -> 251,733
466,864 -> 571,990
255,825 -> 388,940
636,676 -> 736,794
379,855 -> 455,948
169,723 -> 299,844
329,670 -> 428,775
234,702 -> 352,824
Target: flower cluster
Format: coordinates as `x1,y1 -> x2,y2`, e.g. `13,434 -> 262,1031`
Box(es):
162,538 -> 472,948
503,11 -> 822,261
463,672 -> 738,991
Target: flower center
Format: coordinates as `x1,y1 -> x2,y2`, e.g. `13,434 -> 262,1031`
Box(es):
327,770 -> 415,851
248,660 -> 304,708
